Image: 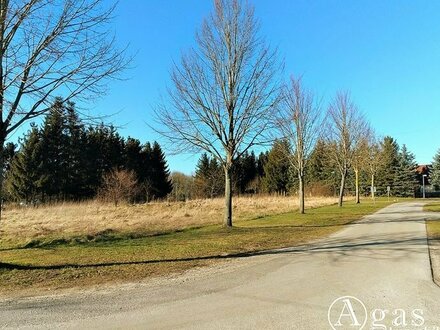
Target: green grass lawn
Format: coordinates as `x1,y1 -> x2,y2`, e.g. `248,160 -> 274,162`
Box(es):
0,199 -> 393,295
425,202 -> 440,240
424,202 -> 440,286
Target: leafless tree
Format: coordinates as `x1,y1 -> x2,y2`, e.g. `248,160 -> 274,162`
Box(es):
100,169 -> 138,207
352,131 -> 370,204
0,0 -> 129,217
277,76 -> 322,214
170,171 -> 194,202
326,91 -> 367,207
156,0 -> 281,226
366,132 -> 382,201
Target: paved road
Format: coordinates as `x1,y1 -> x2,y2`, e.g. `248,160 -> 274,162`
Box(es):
1,202 -> 440,329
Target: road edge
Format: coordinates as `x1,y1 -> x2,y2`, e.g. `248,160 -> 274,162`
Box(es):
425,219 -> 440,288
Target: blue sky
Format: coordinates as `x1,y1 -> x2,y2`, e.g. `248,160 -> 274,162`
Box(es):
19,1 -> 440,174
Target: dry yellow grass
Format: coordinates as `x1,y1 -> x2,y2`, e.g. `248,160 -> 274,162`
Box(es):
0,196 -> 338,245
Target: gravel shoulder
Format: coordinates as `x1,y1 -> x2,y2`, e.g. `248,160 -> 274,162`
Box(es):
429,240 -> 440,286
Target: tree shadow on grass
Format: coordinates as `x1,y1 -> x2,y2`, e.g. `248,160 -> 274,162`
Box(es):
0,231 -> 433,271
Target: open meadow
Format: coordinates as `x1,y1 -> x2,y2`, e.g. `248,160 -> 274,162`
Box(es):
0,196 -> 396,296
0,196 -> 339,248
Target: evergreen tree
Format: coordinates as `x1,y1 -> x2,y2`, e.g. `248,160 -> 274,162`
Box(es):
431,149 -> 440,190
124,137 -> 144,175
262,140 -> 291,194
83,124 -> 125,196
257,151 -> 268,177
38,98 -> 69,201
148,142 -> 173,199
4,101 -> 174,203
5,126 -> 43,203
64,101 -> 87,199
376,136 -> 400,195
394,144 -> 418,197
233,151 -> 258,194
194,153 -> 223,198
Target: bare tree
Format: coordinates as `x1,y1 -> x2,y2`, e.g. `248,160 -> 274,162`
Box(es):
156,0 -> 281,226
277,76 -> 321,214
100,169 -> 138,207
352,132 -> 370,204
366,132 -> 382,201
326,91 -> 367,207
0,0 -> 129,217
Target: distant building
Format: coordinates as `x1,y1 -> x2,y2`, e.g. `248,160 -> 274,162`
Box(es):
415,164 -> 439,197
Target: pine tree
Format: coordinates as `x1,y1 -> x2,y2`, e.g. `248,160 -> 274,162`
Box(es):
431,149 -> 440,190
148,142 -> 173,199
394,144 -> 418,197
233,151 -> 257,195
5,126 -> 43,203
38,98 -> 69,201
376,136 -> 400,196
194,153 -> 224,198
125,137 -> 143,175
262,140 -> 291,194
64,101 -> 87,199
83,124 -> 125,197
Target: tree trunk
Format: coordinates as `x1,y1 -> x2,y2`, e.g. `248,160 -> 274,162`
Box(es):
224,166 -> 233,227
338,169 -> 347,207
355,168 -> 360,204
0,138 -> 4,221
371,173 -> 375,200
298,172 -> 305,214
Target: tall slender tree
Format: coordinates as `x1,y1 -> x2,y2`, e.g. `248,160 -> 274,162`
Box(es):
376,136 -> 400,195
366,134 -> 382,200
5,126 -> 42,203
326,91 -> 367,207
277,77 -> 322,213
395,144 -> 418,197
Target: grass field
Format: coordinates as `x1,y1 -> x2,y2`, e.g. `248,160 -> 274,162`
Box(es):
424,202 -> 440,241
0,197 -> 393,296
0,196 -> 339,248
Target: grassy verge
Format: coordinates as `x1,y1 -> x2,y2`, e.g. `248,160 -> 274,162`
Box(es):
0,199 -> 393,296
424,202 -> 440,285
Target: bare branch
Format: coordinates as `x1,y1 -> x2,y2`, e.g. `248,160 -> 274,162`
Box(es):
0,0 -> 130,138
155,0 -> 282,226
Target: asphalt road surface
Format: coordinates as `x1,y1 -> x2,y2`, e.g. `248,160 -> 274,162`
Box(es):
1,202 -> 440,329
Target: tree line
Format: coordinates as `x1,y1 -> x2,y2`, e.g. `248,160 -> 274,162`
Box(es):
4,99 -> 172,204
0,0 -> 427,227
155,0 -> 429,225
170,135 -> 421,202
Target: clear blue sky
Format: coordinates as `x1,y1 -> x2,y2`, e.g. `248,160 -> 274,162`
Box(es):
26,1 -> 440,174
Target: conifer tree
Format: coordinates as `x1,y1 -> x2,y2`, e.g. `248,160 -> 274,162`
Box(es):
233,151 -> 258,195
431,149 -> 440,190
395,144 -> 418,197
6,126 -> 43,203
149,142 -> 173,199
39,99 -> 69,201
65,101 -> 87,199
262,140 -> 291,194
376,136 -> 400,195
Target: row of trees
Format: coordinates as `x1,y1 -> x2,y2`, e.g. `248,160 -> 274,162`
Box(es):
0,0 -> 423,227
155,0 -> 424,225
171,135 -> 419,202
4,99 -> 172,204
